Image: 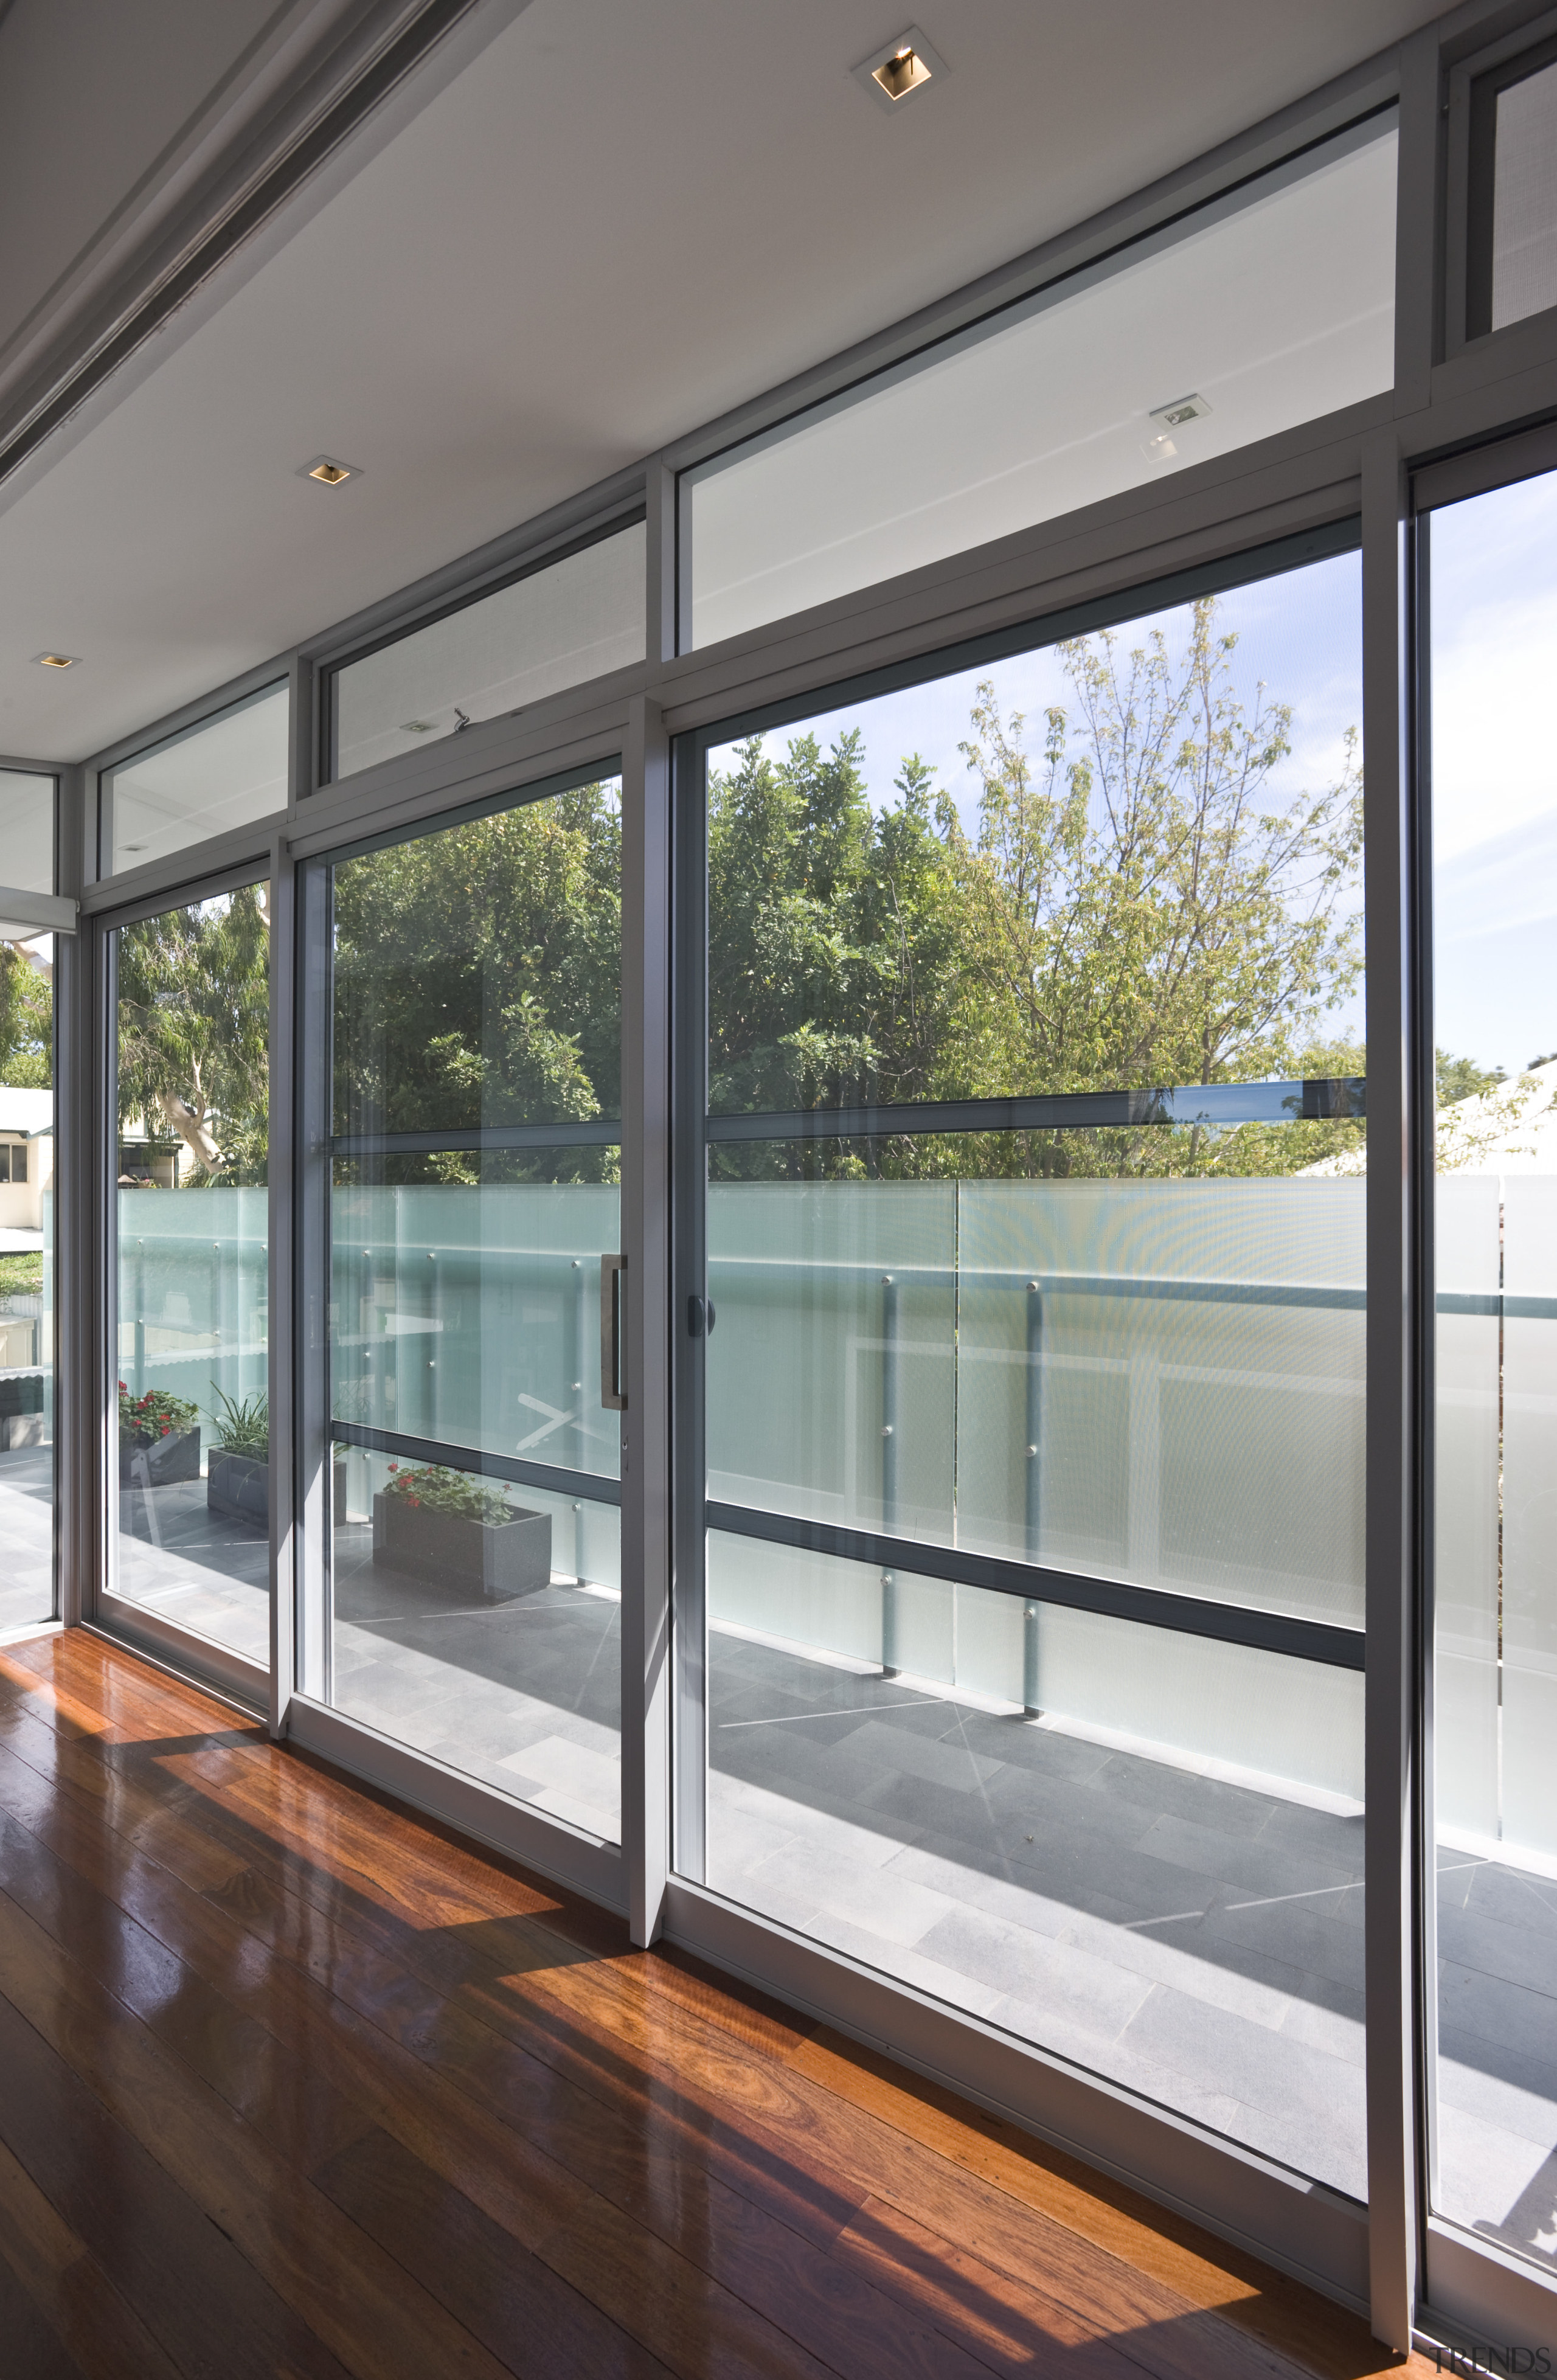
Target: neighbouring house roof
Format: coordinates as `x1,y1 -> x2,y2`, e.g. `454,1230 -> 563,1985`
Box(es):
0,1087 -> 54,1137
1303,1058 -> 1557,1178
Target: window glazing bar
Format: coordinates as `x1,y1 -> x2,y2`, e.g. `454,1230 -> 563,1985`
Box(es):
704,1080 -> 1366,1140
706,1501 -> 1366,1671
330,1418 -> 620,1507
331,1119 -> 619,1155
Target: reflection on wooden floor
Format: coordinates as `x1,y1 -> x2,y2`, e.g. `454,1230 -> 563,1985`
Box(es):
0,1629 -> 1431,2379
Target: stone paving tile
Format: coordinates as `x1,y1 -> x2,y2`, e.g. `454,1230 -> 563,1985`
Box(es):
1260,1798 -> 1367,1868
1084,1750 -> 1281,1837
1120,1979 -> 1364,2144
1195,1889 -> 1365,1993
833,1716 -> 1002,1794
915,1903 -> 1156,2042
744,1837 -> 961,1950
984,1991 -> 1247,2137
1438,2039 -> 1557,2149
1464,1860 -> 1557,1940
1439,1897 -> 1557,1994
1133,1810 -> 1361,1903
1439,1964 -> 1557,2080
806,1913 -> 1008,2022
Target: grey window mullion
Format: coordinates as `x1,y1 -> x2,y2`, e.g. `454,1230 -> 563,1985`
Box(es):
1361,425 -> 1420,2354
620,695 -> 673,1948
268,832 -> 299,1738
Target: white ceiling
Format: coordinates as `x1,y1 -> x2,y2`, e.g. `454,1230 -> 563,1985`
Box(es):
0,0 -> 1446,764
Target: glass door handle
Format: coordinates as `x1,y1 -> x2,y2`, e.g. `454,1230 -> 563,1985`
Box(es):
601,1254 -> 626,1410
687,1295 -> 716,1338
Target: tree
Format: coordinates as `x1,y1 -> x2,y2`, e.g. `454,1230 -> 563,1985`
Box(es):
931,598 -> 1364,1175
706,597 -> 1366,1180
331,781 -> 621,1183
0,938 -> 52,1089
706,732 -> 965,1133
117,889 -> 269,1182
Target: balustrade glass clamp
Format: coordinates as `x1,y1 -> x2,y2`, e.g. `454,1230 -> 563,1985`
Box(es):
687,1295 -> 716,1337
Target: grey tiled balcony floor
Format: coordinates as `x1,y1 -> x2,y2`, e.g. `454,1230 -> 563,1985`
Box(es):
51,1490 -> 1557,2264
0,1446 -> 54,1636
704,1636 -> 1557,2252
114,1475 -> 271,1667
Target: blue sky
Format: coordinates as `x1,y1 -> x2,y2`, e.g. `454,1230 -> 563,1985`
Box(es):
1430,475 -> 1557,1077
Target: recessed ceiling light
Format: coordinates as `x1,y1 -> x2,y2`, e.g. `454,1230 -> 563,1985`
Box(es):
299,456 -> 361,486
1150,393 -> 1212,430
853,26 -> 947,111
33,651 -> 78,669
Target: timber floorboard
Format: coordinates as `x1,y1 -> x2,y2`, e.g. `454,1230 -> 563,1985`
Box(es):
0,1631 -> 1430,2380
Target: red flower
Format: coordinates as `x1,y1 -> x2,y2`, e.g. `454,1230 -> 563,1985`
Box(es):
407,1496 -> 421,1508
160,1424 -> 170,1436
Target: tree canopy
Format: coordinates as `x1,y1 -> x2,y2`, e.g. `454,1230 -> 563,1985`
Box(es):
97,595 -> 1375,1188
117,889 -> 269,1183
0,939 -> 52,1089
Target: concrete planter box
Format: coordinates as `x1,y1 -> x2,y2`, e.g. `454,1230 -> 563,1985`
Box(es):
372,1491 -> 551,1600
209,1452 -> 347,1528
120,1426 -> 200,1488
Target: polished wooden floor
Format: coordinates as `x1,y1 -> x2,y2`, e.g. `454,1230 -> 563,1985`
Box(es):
0,1630 -> 1430,2380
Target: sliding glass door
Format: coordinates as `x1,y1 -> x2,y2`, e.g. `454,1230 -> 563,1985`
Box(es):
1426,464 -> 1557,2297
307,772 -> 624,1839
677,541 -> 1371,2194
107,879 -> 272,1685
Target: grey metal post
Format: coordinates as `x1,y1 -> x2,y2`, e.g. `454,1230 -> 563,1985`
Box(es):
268,828 -> 297,1735
1024,1277 -> 1042,1716
622,693 -> 671,1946
881,1272 -> 900,1676
1361,425 -> 1419,2354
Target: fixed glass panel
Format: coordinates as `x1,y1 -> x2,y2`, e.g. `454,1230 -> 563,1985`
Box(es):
325,777 -> 623,1838
103,684 -> 288,876
1428,468 -> 1557,2277
1471,47 -> 1557,336
0,929 -> 54,1631
683,118 -> 1395,647
685,547 -> 1368,2189
330,522 -> 646,782
112,886 -> 271,1671
0,770 -> 55,896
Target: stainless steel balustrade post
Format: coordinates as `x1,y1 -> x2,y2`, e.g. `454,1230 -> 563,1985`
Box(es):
1024,1276 -> 1042,1717
881,1272 -> 900,1677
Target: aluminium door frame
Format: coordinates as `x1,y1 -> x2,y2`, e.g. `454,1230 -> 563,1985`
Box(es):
279,734 -> 637,1920
86,854 -> 279,1709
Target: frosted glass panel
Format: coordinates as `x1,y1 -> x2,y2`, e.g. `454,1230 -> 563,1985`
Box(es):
105,684 -> 288,875
706,1171 -> 1365,1626
1428,469 -> 1557,2277
685,118 -> 1394,645
331,522 -> 645,780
